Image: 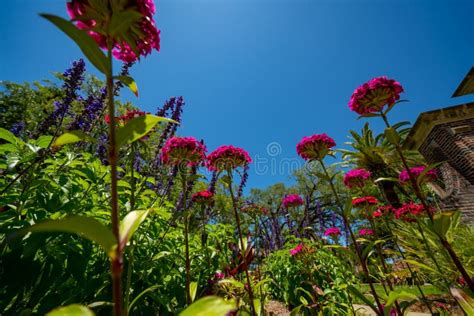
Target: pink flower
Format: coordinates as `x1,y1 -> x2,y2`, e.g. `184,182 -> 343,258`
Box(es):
399,166 -> 437,184
343,168 -> 372,188
352,196 -> 379,207
359,228 -> 374,236
324,227 -> 341,237
296,133 -> 336,160
290,244 -> 304,256
67,0 -> 160,62
282,194 -> 304,208
377,205 -> 394,216
214,272 -> 225,280
372,210 -> 382,218
348,76 -> 404,115
161,136 -> 206,166
192,190 -> 214,205
207,145 -> 251,171
394,202 -> 431,222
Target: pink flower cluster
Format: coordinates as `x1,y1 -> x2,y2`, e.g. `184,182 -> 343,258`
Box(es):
206,145 -> 251,171
289,244 -> 303,256
191,190 -> 214,205
324,227 -> 341,237
348,76 -> 404,115
399,166 -> 437,184
352,196 -> 379,207
296,133 -> 336,160
105,109 -> 148,125
394,202 -> 426,222
161,136 -> 206,166
282,194 -> 304,208
359,228 -> 374,236
67,0 -> 160,62
343,168 -> 372,188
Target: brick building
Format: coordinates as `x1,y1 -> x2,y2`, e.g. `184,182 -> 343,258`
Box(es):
404,68 -> 474,221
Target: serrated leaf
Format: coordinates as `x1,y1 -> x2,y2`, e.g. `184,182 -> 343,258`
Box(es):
46,304 -> 95,316
180,296 -> 235,316
53,131 -> 95,147
115,75 -> 138,97
13,216 -> 116,257
116,115 -> 177,149
40,14 -> 109,74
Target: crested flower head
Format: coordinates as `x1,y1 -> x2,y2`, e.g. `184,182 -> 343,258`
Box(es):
289,244 -> 304,256
343,168 -> 372,188
207,145 -> 251,171
348,76 -> 404,115
296,133 -> 336,160
359,228 -> 374,236
191,190 -> 214,205
352,196 -> 379,207
282,194 -> 304,208
161,136 -> 206,166
324,227 -> 341,237
67,0 -> 160,62
399,166 -> 437,184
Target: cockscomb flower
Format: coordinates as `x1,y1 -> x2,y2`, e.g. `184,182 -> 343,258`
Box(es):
161,136 -> 206,166
343,168 -> 372,188
289,244 -> 304,256
67,0 -> 160,62
296,133 -> 336,160
191,190 -> 214,205
399,166 -> 437,184
207,145 -> 251,171
324,227 -> 341,237
359,228 -> 374,236
282,194 -> 304,208
348,76 -> 404,115
352,196 -> 379,207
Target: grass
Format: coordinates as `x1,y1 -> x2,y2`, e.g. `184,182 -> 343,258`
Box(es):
353,284 -> 444,304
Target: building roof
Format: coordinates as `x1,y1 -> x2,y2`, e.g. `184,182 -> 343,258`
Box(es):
403,102 -> 474,150
452,67 -> 474,97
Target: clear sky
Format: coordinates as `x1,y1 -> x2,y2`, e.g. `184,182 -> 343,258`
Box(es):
1,0 -> 473,190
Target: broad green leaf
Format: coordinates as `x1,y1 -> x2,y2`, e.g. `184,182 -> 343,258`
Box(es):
128,285 -> 160,313
450,287 -> 474,315
119,210 -> 150,248
53,131 -> 95,147
431,211 -> 457,239
15,216 -> 116,257
180,296 -> 235,316
36,135 -> 54,148
384,291 -> 417,316
348,285 -> 378,314
0,128 -> 18,144
190,281 -> 198,303
115,75 -> 139,97
116,115 -> 177,148
40,14 -> 109,74
46,304 -> 95,316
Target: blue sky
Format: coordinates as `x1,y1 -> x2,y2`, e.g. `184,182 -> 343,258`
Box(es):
1,0 -> 473,190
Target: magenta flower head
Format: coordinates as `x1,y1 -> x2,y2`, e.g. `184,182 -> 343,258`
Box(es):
296,133 -> 336,160
343,168 -> 372,189
207,145 -> 252,171
352,196 -> 379,208
359,228 -> 374,236
324,227 -> 341,237
348,76 -> 404,115
399,166 -> 437,185
161,136 -> 206,167
289,244 -> 304,256
394,202 -> 430,222
191,190 -> 214,205
67,0 -> 160,62
282,194 -> 304,208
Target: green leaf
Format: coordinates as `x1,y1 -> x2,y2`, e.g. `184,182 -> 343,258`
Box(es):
40,14 -> 109,74
119,210 -> 150,248
450,287 -> 474,315
403,259 -> 437,274
35,135 -> 54,148
46,304 -> 95,316
190,281 -> 198,303
152,251 -> 172,261
0,128 -> 18,144
116,114 -> 177,149
384,127 -> 400,145
218,279 -> 245,288
431,211 -> 458,239
14,216 -> 116,257
254,298 -> 262,316
289,305 -> 303,316
128,285 -> 160,313
115,75 -> 139,97
53,131 -> 95,147
348,285 -> 378,314
180,296 -> 235,316
109,10 -> 142,38
384,291 -> 417,316
374,177 -> 399,183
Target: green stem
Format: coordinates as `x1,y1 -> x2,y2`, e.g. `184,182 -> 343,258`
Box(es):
181,174 -> 192,306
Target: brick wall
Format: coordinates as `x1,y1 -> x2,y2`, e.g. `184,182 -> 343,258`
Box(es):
418,117 -> 474,221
